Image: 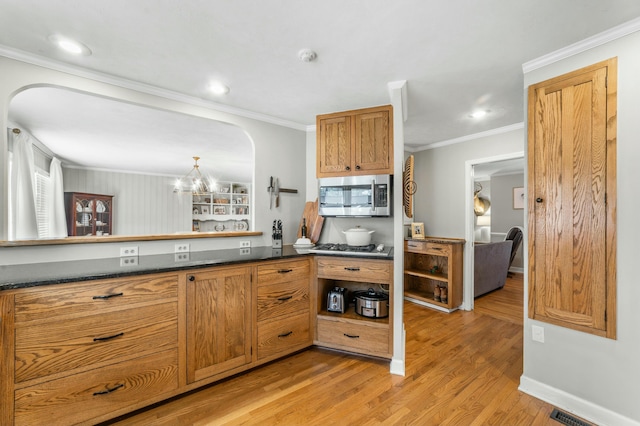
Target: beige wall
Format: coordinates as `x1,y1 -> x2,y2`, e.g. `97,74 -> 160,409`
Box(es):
411,128 -> 524,238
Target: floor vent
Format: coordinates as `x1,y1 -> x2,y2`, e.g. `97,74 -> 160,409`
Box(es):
550,408 -> 591,426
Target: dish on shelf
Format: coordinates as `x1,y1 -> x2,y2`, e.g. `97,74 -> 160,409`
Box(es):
234,221 -> 248,231
96,201 -> 106,213
76,202 -> 82,212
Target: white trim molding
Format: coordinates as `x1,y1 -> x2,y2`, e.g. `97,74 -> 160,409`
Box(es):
409,122 -> 524,152
523,17 -> 640,73
519,376 -> 640,426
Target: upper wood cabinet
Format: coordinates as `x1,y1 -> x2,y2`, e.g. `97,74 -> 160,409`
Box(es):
527,58 -> 617,339
316,105 -> 394,177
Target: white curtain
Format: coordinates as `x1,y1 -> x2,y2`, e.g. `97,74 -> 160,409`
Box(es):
10,130 -> 38,240
48,157 -> 68,238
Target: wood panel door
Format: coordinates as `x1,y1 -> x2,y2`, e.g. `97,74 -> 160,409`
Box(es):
186,266 -> 252,383
528,58 -> 617,338
353,108 -> 392,174
317,115 -> 351,176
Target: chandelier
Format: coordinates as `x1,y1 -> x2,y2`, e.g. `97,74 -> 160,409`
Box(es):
173,156 -> 211,196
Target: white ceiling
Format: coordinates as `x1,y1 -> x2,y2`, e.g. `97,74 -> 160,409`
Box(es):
2,0 -> 640,172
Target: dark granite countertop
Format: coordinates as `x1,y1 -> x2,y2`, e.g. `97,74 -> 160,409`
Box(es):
0,245 -> 393,291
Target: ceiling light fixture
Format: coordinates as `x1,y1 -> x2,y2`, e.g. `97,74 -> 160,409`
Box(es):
48,34 -> 92,56
173,156 -> 214,195
298,48 -> 317,62
470,110 -> 489,119
209,82 -> 230,95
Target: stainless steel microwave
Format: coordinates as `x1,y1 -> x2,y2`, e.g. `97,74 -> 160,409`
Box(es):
318,174 -> 392,217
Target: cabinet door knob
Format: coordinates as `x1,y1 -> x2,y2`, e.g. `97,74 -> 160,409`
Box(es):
345,166 -> 351,171
536,197 -> 543,203
355,165 -> 361,170
188,275 -> 195,281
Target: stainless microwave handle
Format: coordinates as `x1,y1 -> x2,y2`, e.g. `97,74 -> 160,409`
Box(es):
371,179 -> 376,211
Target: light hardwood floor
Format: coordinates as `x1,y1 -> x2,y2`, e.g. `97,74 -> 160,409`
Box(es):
104,274 -> 568,425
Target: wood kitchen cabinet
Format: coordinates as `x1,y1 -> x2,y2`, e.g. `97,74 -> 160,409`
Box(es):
316,105 -> 393,178
9,273 -> 180,426
185,265 -> 253,384
64,191 -> 113,236
314,256 -> 393,359
0,255 -> 318,425
255,258 -> 313,362
404,237 -> 465,313
528,58 -> 617,338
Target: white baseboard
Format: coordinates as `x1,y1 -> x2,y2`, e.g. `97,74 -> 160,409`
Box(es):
390,326 -> 406,376
509,266 -> 524,274
519,375 -> 640,426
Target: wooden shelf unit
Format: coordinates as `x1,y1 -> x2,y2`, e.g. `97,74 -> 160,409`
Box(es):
404,237 -> 465,312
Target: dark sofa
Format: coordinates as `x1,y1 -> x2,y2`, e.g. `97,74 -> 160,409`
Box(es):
474,240 -> 513,298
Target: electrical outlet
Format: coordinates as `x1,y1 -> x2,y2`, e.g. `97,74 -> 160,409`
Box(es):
175,253 -> 190,262
240,240 -> 251,248
532,325 -> 545,343
120,246 -> 138,257
120,256 -> 139,267
240,247 -> 251,255
175,243 -> 190,253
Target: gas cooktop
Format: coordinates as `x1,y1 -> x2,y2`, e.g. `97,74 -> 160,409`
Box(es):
309,243 -> 393,257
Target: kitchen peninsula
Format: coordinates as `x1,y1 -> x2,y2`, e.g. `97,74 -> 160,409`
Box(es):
0,245 -> 393,425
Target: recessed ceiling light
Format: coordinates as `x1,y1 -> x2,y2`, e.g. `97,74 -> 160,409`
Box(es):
470,110 -> 489,119
48,34 -> 92,56
208,82 -> 230,95
298,48 -> 317,62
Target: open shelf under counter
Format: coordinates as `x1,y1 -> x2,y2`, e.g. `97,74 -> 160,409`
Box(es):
403,236 -> 465,313
317,306 -> 390,326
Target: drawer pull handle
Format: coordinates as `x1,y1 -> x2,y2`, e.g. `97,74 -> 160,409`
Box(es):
431,247 -> 443,251
344,333 -> 360,339
92,292 -> 124,300
344,267 -> 360,271
277,295 -> 293,301
93,332 -> 124,342
93,383 -> 124,396
278,331 -> 293,338
277,269 -> 293,273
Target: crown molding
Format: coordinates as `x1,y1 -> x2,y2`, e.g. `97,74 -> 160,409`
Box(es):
523,17 -> 640,73
0,45 -> 308,132
408,122 -> 524,152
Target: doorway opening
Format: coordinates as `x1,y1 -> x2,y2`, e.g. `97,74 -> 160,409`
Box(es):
463,152 -> 524,312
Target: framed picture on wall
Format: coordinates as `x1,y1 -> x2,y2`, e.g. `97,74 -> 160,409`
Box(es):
513,187 -> 525,209
411,222 -> 425,239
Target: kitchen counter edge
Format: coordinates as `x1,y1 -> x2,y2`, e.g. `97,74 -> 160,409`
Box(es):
0,245 -> 393,291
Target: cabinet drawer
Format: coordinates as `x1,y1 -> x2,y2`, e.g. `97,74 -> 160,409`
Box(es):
257,311 -> 311,360
316,257 -> 391,284
257,280 -> 310,322
405,240 -> 451,256
15,273 -> 178,323
257,259 -> 310,286
317,318 -> 389,357
15,302 -> 178,383
14,349 -> 178,426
